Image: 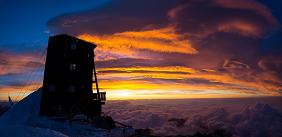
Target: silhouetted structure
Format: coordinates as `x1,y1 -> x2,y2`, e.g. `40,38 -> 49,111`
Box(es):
40,34 -> 105,118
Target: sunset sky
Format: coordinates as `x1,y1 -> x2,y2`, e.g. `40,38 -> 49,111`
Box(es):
0,0 -> 282,100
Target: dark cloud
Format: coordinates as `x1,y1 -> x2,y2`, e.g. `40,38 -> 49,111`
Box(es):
48,0 -> 181,35
170,0 -> 277,37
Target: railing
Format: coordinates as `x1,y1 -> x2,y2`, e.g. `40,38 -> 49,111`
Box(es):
93,92 -> 106,101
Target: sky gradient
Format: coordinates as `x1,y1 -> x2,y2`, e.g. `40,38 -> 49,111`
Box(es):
0,0 -> 282,100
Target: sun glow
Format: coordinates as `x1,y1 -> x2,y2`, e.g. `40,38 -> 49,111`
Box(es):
119,90 -> 132,97
106,90 -> 135,100
103,89 -> 255,100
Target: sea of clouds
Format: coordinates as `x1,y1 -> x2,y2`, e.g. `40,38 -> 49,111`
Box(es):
103,98 -> 282,137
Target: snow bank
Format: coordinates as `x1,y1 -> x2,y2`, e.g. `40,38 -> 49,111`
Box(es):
0,88 -> 42,125
0,125 -> 67,137
0,89 -> 68,137
0,88 -> 134,137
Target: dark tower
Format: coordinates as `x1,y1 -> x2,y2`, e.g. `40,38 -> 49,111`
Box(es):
40,34 -> 105,118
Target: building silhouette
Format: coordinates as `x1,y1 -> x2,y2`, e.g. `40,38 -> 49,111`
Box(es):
40,34 -> 105,118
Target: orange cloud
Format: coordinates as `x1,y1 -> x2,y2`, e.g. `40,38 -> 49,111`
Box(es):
223,59 -> 250,69
98,66 -> 197,74
78,27 -> 197,60
167,4 -> 186,19
218,21 -> 263,38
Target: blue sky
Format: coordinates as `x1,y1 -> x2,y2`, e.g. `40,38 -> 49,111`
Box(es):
0,0 -> 109,47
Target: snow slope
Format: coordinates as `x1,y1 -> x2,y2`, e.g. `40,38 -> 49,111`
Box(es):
0,88 -> 42,125
0,88 -> 69,137
0,125 -> 67,137
0,88 -> 134,137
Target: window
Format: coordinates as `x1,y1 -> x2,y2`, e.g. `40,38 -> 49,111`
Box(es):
58,105 -> 62,111
71,41 -> 77,50
49,84 -> 55,92
69,85 -> 75,93
70,64 -> 76,70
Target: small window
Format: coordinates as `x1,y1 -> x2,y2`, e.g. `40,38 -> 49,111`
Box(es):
70,64 -> 76,70
71,41 -> 77,50
49,84 -> 55,92
58,105 -> 62,111
69,85 -> 75,93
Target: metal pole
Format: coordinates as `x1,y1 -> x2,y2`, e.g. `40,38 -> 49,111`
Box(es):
93,55 -> 100,100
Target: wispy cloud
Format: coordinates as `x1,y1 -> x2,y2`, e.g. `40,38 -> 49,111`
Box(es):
78,26 -> 197,60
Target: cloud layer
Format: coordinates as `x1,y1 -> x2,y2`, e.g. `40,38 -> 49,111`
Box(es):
104,98 -> 282,137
